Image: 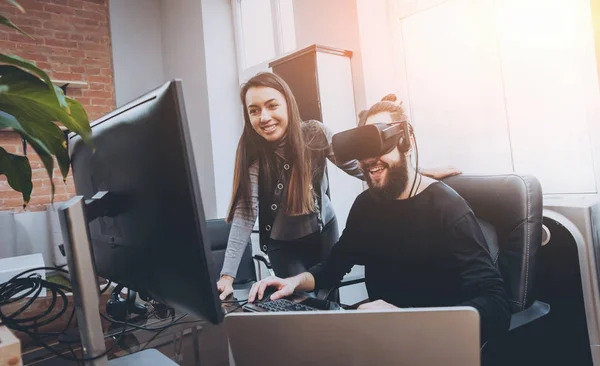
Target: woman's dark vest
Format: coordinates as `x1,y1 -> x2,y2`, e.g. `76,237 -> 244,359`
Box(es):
257,122 -> 331,250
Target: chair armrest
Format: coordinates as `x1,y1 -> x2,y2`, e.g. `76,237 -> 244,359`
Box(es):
509,300 -> 550,331
322,276 -> 366,302
338,277 -> 366,289
253,253 -> 274,279
253,254 -> 272,269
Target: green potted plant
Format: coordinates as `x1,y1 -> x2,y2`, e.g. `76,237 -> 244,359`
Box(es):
0,0 -> 92,208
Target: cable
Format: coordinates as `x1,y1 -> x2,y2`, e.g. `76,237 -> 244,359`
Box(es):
225,300 -> 248,314
138,307 -> 178,353
68,344 -> 82,366
101,313 -> 188,332
389,120 -> 420,198
139,323 -> 170,353
100,280 -> 112,294
221,298 -> 248,303
408,127 -> 420,198
1,267 -> 198,362
414,130 -> 420,180
0,266 -> 129,363
0,267 -> 71,336
413,128 -> 421,197
11,304 -> 128,363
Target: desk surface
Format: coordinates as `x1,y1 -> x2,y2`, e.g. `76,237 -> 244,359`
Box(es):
20,311 -> 207,365
15,290 -> 249,365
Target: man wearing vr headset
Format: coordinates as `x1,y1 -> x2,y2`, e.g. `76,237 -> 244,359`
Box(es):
248,95 -> 511,343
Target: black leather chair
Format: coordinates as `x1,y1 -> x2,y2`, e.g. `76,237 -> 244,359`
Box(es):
442,174 -> 550,330
328,174 -> 550,350
207,218 -> 273,290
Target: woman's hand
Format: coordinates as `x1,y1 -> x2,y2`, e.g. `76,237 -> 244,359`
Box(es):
421,165 -> 462,180
217,275 -> 235,300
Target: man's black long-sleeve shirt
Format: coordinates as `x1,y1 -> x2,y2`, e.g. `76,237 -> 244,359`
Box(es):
308,182 -> 511,343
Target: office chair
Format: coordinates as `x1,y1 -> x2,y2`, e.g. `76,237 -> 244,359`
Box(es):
326,174 -> 550,358
207,219 -> 273,291
443,174 -> 550,328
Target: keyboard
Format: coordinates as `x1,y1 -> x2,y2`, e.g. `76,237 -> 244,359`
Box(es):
251,299 -> 320,312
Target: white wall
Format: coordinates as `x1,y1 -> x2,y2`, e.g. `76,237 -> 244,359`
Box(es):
393,0 -> 600,194
0,210 -> 64,268
292,0 -> 415,117
590,0 -> 600,197
159,0 -> 218,218
201,0 -> 244,219
496,0 -> 598,194
292,0 -> 600,195
109,0 -> 165,107
110,0 -> 243,219
398,0 -> 514,174
355,0 -> 406,107
316,52 -> 363,231
292,0 -> 368,113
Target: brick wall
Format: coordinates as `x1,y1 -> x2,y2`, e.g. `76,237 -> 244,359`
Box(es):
0,0 -> 114,212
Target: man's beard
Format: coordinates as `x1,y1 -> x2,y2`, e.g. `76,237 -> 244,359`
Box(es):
365,154 -> 409,200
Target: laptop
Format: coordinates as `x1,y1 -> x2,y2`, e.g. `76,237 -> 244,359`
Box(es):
225,306 -> 480,366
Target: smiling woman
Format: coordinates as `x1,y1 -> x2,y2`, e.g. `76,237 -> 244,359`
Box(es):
245,86 -> 290,142
216,72 -> 365,299
215,72 -> 462,300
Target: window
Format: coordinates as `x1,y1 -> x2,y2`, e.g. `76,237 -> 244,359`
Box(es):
232,0 -> 296,81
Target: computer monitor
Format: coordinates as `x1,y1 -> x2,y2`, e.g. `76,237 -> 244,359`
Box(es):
67,79 -> 223,325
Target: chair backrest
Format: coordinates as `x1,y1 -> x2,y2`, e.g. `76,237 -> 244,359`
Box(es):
442,174 -> 543,313
206,219 -> 256,285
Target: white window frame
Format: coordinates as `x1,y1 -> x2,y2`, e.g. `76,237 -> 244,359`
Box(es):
231,0 -> 295,83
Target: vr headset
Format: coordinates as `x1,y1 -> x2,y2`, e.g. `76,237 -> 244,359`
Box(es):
332,122 -> 413,162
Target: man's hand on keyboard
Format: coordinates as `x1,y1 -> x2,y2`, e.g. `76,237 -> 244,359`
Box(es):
248,276 -> 296,303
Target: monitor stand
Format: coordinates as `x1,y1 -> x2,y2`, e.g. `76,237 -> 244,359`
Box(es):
58,194 -> 177,366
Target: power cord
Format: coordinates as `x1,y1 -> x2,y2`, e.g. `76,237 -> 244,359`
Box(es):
0,267 -> 71,336
100,280 -> 112,294
101,312 -> 188,332
221,298 -> 248,303
224,300 -> 248,314
0,266 -> 187,363
408,128 -> 421,198
0,266 -> 130,363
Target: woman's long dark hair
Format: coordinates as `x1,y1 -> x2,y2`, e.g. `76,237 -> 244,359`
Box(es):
227,72 -> 315,221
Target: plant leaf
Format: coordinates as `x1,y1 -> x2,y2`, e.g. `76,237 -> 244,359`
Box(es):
0,65 -> 91,144
0,54 -> 67,111
21,115 -> 66,178
0,110 -> 53,157
7,0 -> 25,13
0,15 -> 32,39
0,146 -> 32,205
65,96 -> 91,145
0,104 -> 66,176
0,111 -> 56,199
